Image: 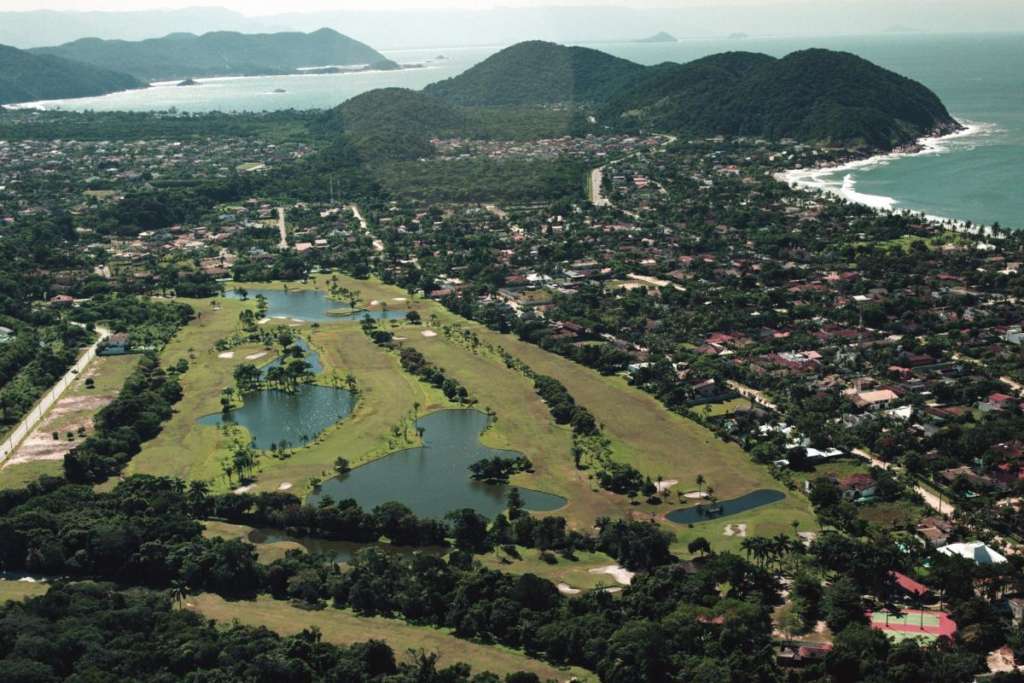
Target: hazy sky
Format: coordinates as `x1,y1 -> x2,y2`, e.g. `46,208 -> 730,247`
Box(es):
0,0 -> 806,12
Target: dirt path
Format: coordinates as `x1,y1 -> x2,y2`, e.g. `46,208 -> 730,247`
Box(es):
277,207 -> 288,249
349,204 -> 383,253
852,447 -> 952,515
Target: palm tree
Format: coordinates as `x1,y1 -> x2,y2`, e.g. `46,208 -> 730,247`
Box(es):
169,579 -> 188,609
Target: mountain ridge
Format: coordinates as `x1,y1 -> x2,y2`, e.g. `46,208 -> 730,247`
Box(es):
32,28 -> 391,82
0,43 -> 145,106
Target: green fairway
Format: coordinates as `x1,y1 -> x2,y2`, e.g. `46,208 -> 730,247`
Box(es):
189,593 -> 594,682
478,545 -> 630,592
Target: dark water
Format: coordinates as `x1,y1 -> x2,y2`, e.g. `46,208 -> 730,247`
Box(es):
225,287 -> 407,323
260,337 -> 323,375
666,489 -> 786,525
248,528 -> 446,564
198,385 -> 354,449
310,409 -> 566,519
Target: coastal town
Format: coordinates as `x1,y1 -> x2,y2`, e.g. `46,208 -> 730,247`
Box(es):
0,24 -> 1022,678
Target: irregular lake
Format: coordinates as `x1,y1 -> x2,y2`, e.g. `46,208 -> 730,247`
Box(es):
248,528 -> 446,564
225,287 -> 407,322
309,409 -> 566,519
261,337 -> 323,375
666,489 -> 786,525
199,385 -> 353,450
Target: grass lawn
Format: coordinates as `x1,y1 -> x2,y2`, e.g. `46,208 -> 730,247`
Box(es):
0,459 -> 62,489
0,580 -> 48,602
202,520 -> 306,564
477,545 -> 627,592
809,459 -> 873,481
189,593 -> 594,682
694,398 -> 750,417
859,500 -> 927,529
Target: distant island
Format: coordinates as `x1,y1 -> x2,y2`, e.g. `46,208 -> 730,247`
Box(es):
176,78 -> 199,87
635,32 -> 677,43
728,32 -> 749,40
31,28 -> 393,83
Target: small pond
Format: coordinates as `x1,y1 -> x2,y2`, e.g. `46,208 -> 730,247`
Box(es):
261,337 -> 323,375
199,385 -> 354,449
666,489 -> 786,525
225,287 -> 407,322
248,528 -> 446,564
308,409 -> 567,519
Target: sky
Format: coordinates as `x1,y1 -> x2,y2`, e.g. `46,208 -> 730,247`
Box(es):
0,0 -> 843,12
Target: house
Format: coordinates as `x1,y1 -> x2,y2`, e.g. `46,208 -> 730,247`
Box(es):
838,474 -> 877,501
916,517 -> 954,547
847,388 -> 900,410
98,333 -> 130,356
938,541 -> 1008,565
49,294 -> 74,307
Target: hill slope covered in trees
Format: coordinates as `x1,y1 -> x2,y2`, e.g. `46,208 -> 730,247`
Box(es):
422,41 -> 959,147
0,43 -> 144,105
32,28 -> 392,82
423,40 -> 645,106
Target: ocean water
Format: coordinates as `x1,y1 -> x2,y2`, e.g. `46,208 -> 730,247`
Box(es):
13,33 -> 1023,228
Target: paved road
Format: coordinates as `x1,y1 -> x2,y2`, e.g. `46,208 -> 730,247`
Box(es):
726,379 -> 780,411
589,134 -> 676,209
0,324 -> 111,465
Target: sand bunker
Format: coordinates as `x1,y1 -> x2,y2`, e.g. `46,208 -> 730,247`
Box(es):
421,330 -> 438,338
218,351 -> 234,359
233,484 -> 254,494
257,318 -> 271,325
723,523 -> 747,537
655,479 -> 678,493
245,351 -> 269,360
556,583 -> 581,595
684,491 -> 710,499
588,564 -> 635,585
278,482 -> 293,491
392,297 -> 407,302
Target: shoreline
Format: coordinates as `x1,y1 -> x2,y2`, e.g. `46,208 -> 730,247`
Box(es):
775,122 -> 1000,236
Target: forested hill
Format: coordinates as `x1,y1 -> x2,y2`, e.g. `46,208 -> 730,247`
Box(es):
601,48 -> 961,147
422,41 -> 959,148
0,44 -> 145,105
423,40 -> 645,106
32,28 -> 393,82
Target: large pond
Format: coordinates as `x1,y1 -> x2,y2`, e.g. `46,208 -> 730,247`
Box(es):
199,385 -> 353,450
198,338 -> 352,449
666,489 -> 786,525
309,409 -> 567,519
225,287 -> 408,323
248,528 -> 446,564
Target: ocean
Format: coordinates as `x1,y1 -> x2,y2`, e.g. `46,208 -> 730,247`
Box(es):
12,33 -> 1024,229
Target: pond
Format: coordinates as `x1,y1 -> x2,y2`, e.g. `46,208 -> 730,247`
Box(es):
665,489 -> 786,525
260,337 -> 323,375
199,385 -> 354,450
248,528 -> 446,564
309,409 -> 567,519
225,287 -> 408,322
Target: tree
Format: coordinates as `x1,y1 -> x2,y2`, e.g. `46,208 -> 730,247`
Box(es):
687,536 -> 711,558
334,457 -> 351,475
823,576 -> 867,633
445,508 -> 490,552
696,473 -> 705,497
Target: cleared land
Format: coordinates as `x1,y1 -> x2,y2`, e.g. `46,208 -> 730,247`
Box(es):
202,520 -> 306,564
189,593 -> 594,682
478,545 -> 630,592
0,354 -> 138,488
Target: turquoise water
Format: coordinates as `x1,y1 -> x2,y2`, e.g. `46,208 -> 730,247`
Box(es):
665,489 -> 785,525
18,34 -> 1023,228
309,409 -> 567,519
224,287 -> 407,322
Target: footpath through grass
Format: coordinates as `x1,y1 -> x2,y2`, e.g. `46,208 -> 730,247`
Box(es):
189,593 -> 594,682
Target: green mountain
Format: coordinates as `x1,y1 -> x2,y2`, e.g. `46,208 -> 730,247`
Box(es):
422,41 -> 958,148
601,48 -> 960,147
0,43 -> 144,105
423,40 -> 645,106
32,28 -> 393,82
